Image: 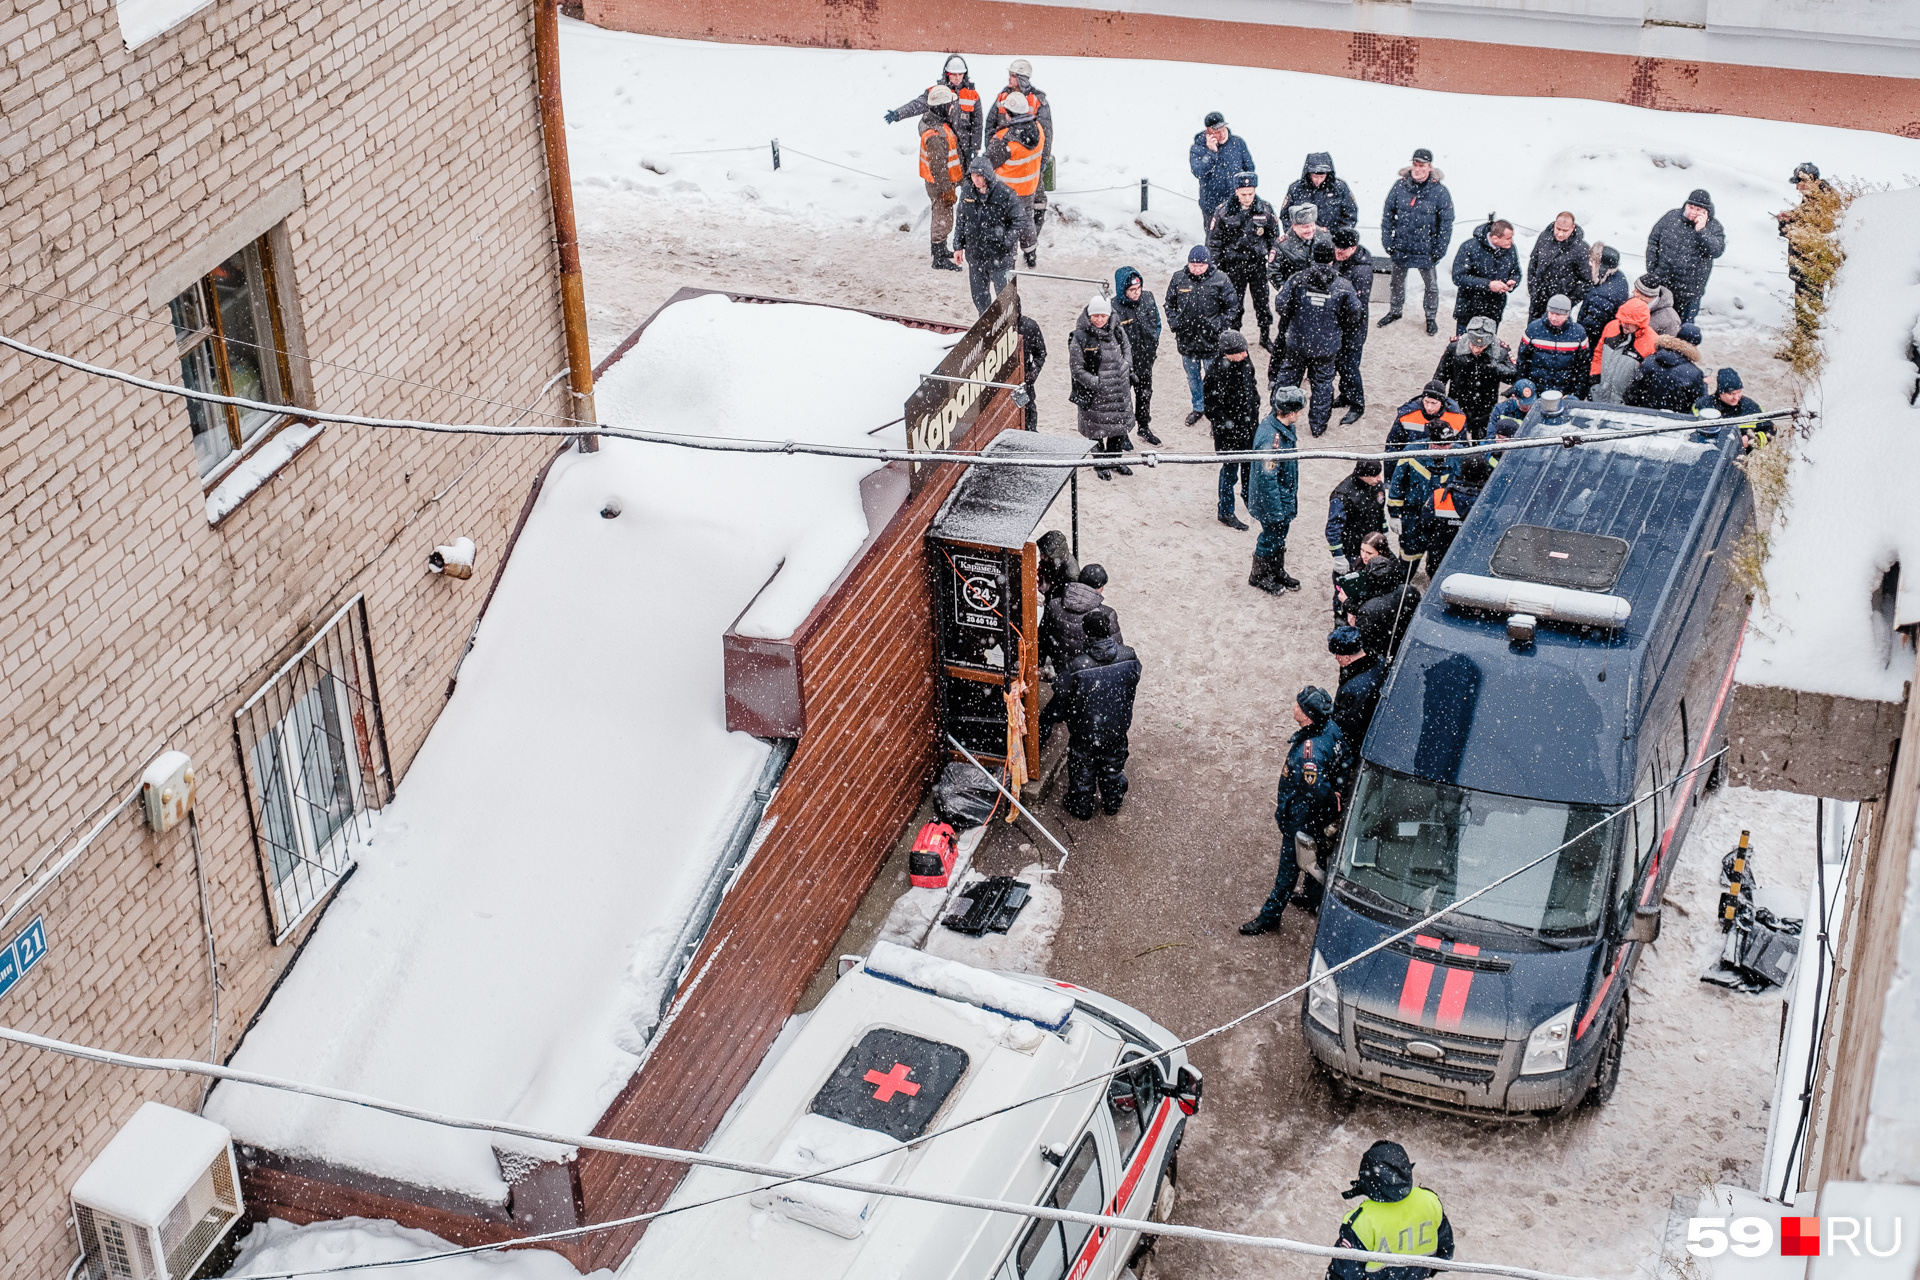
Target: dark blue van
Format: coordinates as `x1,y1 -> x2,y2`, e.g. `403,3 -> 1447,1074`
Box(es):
1302,402 -> 1752,1117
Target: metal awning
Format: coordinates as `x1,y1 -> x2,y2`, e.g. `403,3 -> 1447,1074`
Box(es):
929,430 -> 1092,550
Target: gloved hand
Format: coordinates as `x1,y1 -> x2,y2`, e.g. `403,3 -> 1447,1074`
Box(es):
1387,513 -> 1403,540
883,109 -> 899,124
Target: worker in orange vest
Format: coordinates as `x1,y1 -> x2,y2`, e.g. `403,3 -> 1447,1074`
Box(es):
886,55 -> 982,165
991,60 -> 1053,246
919,86 -> 964,272
985,93 -> 1046,268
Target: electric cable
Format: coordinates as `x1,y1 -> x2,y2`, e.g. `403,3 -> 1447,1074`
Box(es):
0,1023 -> 1597,1280
0,330 -> 1797,471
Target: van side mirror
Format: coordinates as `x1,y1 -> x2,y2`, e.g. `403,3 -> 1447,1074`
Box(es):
1625,904 -> 1661,944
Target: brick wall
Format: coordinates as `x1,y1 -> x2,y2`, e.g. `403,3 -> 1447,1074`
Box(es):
0,1 -> 569,1272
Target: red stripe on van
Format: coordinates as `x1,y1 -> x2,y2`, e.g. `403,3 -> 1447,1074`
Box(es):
1435,966 -> 1474,1029
1399,959 -> 1436,1022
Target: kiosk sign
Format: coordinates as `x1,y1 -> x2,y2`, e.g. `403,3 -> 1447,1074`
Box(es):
904,285 -> 1022,490
954,556 -> 1004,632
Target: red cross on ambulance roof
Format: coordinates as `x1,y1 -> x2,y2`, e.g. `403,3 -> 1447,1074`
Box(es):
863,1062 -> 921,1102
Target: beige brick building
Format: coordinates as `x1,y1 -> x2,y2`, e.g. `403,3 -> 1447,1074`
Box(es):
0,0 -> 576,1272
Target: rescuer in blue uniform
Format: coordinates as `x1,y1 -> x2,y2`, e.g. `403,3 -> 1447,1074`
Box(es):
1241,686 -> 1347,935
1329,1141 -> 1455,1279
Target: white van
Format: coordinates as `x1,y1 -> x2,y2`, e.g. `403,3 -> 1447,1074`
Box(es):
621,941 -> 1201,1280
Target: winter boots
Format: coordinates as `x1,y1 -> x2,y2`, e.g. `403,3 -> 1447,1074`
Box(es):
1274,549 -> 1301,591
1023,247 -> 1039,269
1250,550 -> 1300,593
933,243 -> 961,271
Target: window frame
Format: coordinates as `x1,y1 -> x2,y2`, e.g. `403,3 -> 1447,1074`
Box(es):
1014,1132 -> 1107,1280
170,233 -> 305,487
234,596 -> 392,942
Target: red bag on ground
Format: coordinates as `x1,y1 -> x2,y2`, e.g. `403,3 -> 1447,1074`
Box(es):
908,821 -> 959,889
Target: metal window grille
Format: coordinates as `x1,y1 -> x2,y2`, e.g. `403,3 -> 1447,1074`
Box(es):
235,596 -> 391,942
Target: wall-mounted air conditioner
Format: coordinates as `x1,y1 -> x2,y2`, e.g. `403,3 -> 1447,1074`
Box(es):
72,1102 -> 244,1280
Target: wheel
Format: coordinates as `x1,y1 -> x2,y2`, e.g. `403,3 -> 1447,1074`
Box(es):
1581,990 -> 1629,1109
1316,1059 -> 1360,1110
1125,1153 -> 1178,1268
1704,749 -> 1727,794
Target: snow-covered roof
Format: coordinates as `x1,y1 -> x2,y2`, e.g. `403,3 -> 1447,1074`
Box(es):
1737,188 -> 1920,703
228,1217 -> 606,1280
618,955 -> 1129,1280
205,296 -> 952,1202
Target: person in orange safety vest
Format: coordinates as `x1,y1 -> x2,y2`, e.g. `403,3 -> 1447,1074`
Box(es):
918,86 -> 964,272
985,93 -> 1046,267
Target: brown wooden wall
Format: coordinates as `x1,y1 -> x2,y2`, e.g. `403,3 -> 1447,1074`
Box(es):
565,389 -> 1025,1271
582,0 -> 1920,138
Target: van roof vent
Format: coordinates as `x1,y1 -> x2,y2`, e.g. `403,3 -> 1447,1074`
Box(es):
1490,524 -> 1629,592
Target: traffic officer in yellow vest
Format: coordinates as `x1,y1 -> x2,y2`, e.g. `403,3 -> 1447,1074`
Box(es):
991,60 -> 1053,249
919,86 -> 964,272
1329,1141 -> 1455,1279
985,92 -> 1046,269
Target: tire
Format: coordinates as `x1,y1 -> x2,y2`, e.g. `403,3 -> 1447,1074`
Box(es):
1125,1153 -> 1178,1268
1704,749 -> 1727,794
1316,1059 -> 1360,1110
1581,990 -> 1629,1109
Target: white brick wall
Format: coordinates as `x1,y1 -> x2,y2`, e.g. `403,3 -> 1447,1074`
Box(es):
0,0 -> 574,1270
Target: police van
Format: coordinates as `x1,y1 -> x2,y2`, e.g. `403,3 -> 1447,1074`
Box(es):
1303,402 -> 1752,1117
622,941 -> 1200,1279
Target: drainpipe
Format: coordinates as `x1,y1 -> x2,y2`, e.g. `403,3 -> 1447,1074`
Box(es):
533,0 -> 599,452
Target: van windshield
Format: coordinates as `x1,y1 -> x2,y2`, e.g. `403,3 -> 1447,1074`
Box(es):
1334,764 -> 1618,938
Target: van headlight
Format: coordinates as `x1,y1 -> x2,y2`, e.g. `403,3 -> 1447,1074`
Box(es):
1307,950 -> 1340,1033
1520,1004 -> 1578,1075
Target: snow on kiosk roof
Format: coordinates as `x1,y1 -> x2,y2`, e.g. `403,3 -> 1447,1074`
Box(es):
204,295 -> 953,1204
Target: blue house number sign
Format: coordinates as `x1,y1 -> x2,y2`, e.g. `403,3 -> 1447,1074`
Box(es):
0,917 -> 49,999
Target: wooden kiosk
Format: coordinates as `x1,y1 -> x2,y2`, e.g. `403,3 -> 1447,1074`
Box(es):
926,429 -> 1091,788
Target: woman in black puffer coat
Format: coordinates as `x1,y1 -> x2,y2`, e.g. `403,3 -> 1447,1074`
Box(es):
1071,295 -> 1136,478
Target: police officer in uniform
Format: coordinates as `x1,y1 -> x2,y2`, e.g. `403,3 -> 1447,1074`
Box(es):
1330,1141 -> 1455,1280
1242,686 -> 1347,935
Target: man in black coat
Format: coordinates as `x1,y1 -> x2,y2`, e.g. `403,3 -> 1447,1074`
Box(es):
1579,244 -> 1630,341
1283,152 -> 1359,231
1330,227 -> 1373,425
1039,610 -> 1141,820
1270,204 -> 1334,293
1325,461 -> 1386,571
1432,315 -> 1516,439
1450,218 -> 1522,337
1624,324 -> 1707,413
1378,149 -> 1454,336
1645,189 -> 1726,324
1207,171 -> 1280,351
1018,313 -> 1047,431
1274,250 -> 1364,439
1204,329 -> 1262,529
1041,563 -> 1123,675
1527,213 -> 1590,322
953,157 -> 1028,314
1165,246 -> 1242,426
1328,625 -> 1385,765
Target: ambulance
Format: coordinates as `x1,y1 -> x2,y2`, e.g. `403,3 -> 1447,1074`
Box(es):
1305,402 -> 1752,1117
621,941 -> 1200,1279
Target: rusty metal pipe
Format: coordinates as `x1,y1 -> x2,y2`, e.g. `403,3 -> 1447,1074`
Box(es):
534,0 -> 598,451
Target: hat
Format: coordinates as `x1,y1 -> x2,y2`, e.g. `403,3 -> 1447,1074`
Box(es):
1218,329 -> 1249,354
1328,626 -> 1364,657
1463,315 -> 1496,342
1686,188 -> 1715,214
1307,156 -> 1333,174
927,85 -> 956,107
1353,459 -> 1382,478
1272,384 -> 1307,413
1289,204 -> 1318,226
1203,111 -> 1226,128
1678,322 -> 1703,344
1296,686 -> 1334,723
1792,161 -> 1820,182
1188,245 -> 1211,264
1494,414 -> 1523,437
1082,609 -> 1113,640
1234,170 -> 1258,189
1002,92 -> 1031,116
1349,1141 -> 1415,1204
1312,242 -> 1336,265
1411,148 -> 1433,163
1331,226 -> 1359,250
1598,245 -> 1621,268
943,54 -> 968,75
1422,380 -> 1447,400
1717,367 -> 1743,392
1512,377 -> 1537,397
1008,57 -> 1032,78
1086,294 -> 1111,317
1547,293 -> 1573,313
968,155 -> 996,179
1078,563 -> 1108,589
1634,274 -> 1660,298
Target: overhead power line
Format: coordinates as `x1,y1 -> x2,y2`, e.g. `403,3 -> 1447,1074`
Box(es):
0,1023 -> 1597,1280
0,330 -> 1797,471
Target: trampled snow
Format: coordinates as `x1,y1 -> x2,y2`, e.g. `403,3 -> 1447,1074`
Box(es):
560,20 -> 1920,337
205,295 -> 951,1201
1737,188 -> 1920,703
226,1218 -> 608,1280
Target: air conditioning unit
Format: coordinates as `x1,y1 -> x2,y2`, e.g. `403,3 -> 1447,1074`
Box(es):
72,1102 -> 244,1280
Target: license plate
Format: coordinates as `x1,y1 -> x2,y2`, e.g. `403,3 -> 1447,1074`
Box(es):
1379,1074 -> 1466,1106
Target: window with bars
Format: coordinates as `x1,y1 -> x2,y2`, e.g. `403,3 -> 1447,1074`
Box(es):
235,597 -> 391,942
169,235 -> 298,481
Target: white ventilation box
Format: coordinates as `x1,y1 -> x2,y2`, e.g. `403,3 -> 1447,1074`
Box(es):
72,1102 -> 243,1280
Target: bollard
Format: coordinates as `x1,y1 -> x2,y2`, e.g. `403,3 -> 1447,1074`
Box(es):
1140,178 -> 1149,212
772,139 -> 781,170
